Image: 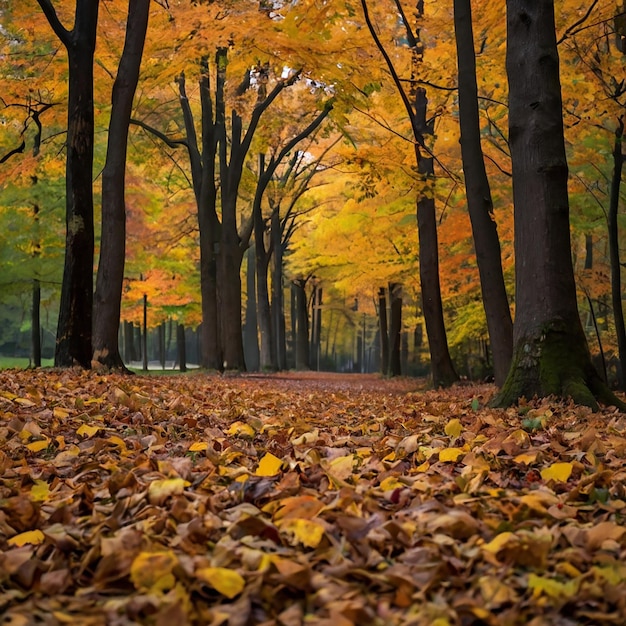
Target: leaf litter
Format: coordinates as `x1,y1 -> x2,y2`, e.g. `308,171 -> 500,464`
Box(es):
1,369 -> 626,625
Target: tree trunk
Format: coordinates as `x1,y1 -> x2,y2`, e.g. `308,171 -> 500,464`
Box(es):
493,0 -> 624,411
218,212 -> 246,371
32,279 -> 41,368
243,245 -> 260,371
310,285 -> 322,371
378,287 -> 389,375
608,117 -> 626,390
290,284 -> 297,369
177,324 -> 187,373
142,294 -> 148,372
271,210 -> 287,370
453,0 -> 513,386
93,0 -> 149,371
37,0 -> 100,368
293,279 -> 310,370
254,156 -> 275,370
415,143 -> 458,387
388,282 -> 403,377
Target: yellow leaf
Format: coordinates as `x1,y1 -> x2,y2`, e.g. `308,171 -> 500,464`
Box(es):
540,462 -> 573,483
379,476 -> 405,491
77,424 -> 100,438
30,480 -> 50,502
53,407 -> 70,419
291,429 -> 319,445
326,454 -> 355,481
26,438 -> 50,452
130,550 -> 178,593
256,452 -> 283,476
528,573 -> 579,599
148,477 -> 189,504
8,529 -> 45,547
439,447 -> 465,462
227,421 -> 256,438
107,435 -> 127,451
189,441 -> 208,452
444,418 -> 463,438
196,567 -> 245,599
514,451 -> 539,465
273,495 -> 324,521
15,397 -> 36,407
483,532 -> 514,554
278,518 -> 326,548
479,575 -> 518,607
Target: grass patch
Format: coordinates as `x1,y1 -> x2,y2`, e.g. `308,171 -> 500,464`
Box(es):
0,357 -> 54,369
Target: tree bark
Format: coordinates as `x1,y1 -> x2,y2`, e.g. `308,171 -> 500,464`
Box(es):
37,0 -> 99,368
361,0 -> 458,387
177,324 -> 187,372
388,282 -> 402,376
415,137 -> 458,387
378,287 -> 389,375
254,155 -> 276,370
93,0 -> 150,371
608,117 -> 625,390
244,245 -> 260,371
453,0 -> 513,386
32,279 -> 41,368
271,209 -> 287,370
493,0 -> 624,410
293,279 -> 310,370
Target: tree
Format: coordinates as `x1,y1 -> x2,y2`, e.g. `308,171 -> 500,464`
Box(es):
493,0 -> 624,410
92,0 -> 150,371
453,0 -> 513,386
360,0 -> 458,388
36,0 -> 99,368
252,107 -> 333,370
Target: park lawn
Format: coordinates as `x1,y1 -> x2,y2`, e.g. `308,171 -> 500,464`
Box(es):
1,368 -> 625,625
0,357 -> 54,369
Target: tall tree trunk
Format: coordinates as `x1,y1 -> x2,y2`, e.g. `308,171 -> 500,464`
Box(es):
310,285 -> 322,370
293,279 -> 310,370
494,0 -> 624,410
271,210 -> 287,370
254,156 -> 275,370
37,0 -> 100,368
244,245 -> 260,371
361,0 -> 458,387
608,117 -> 626,390
290,284 -> 297,369
32,279 -> 41,368
388,282 -> 402,377
142,294 -> 148,372
177,324 -> 187,373
378,287 -> 389,375
453,0 -> 513,386
218,199 -> 246,370
93,0 -> 150,371
415,139 -> 458,387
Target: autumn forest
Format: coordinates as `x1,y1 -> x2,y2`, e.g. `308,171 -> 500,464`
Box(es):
0,0 -> 622,400
1,1 -> 626,623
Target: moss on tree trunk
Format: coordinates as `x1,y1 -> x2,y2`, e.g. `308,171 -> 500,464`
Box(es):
492,321 -> 626,411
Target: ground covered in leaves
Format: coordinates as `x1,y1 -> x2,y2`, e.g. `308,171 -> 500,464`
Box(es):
1,370 -> 626,625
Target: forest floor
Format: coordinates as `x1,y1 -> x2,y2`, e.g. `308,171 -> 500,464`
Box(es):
1,369 -> 626,625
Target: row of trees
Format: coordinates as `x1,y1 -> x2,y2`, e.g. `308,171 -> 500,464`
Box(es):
0,0 -> 624,409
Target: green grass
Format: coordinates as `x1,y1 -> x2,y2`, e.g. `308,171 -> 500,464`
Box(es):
0,357 -> 54,369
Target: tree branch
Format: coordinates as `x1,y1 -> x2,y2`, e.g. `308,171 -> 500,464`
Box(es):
130,118 -> 189,149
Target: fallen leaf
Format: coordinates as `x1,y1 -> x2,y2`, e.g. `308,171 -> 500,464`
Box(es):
196,567 -> 245,598
130,550 -> 178,593
540,462 -> 573,483
256,452 -> 283,476
7,529 -> 45,547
